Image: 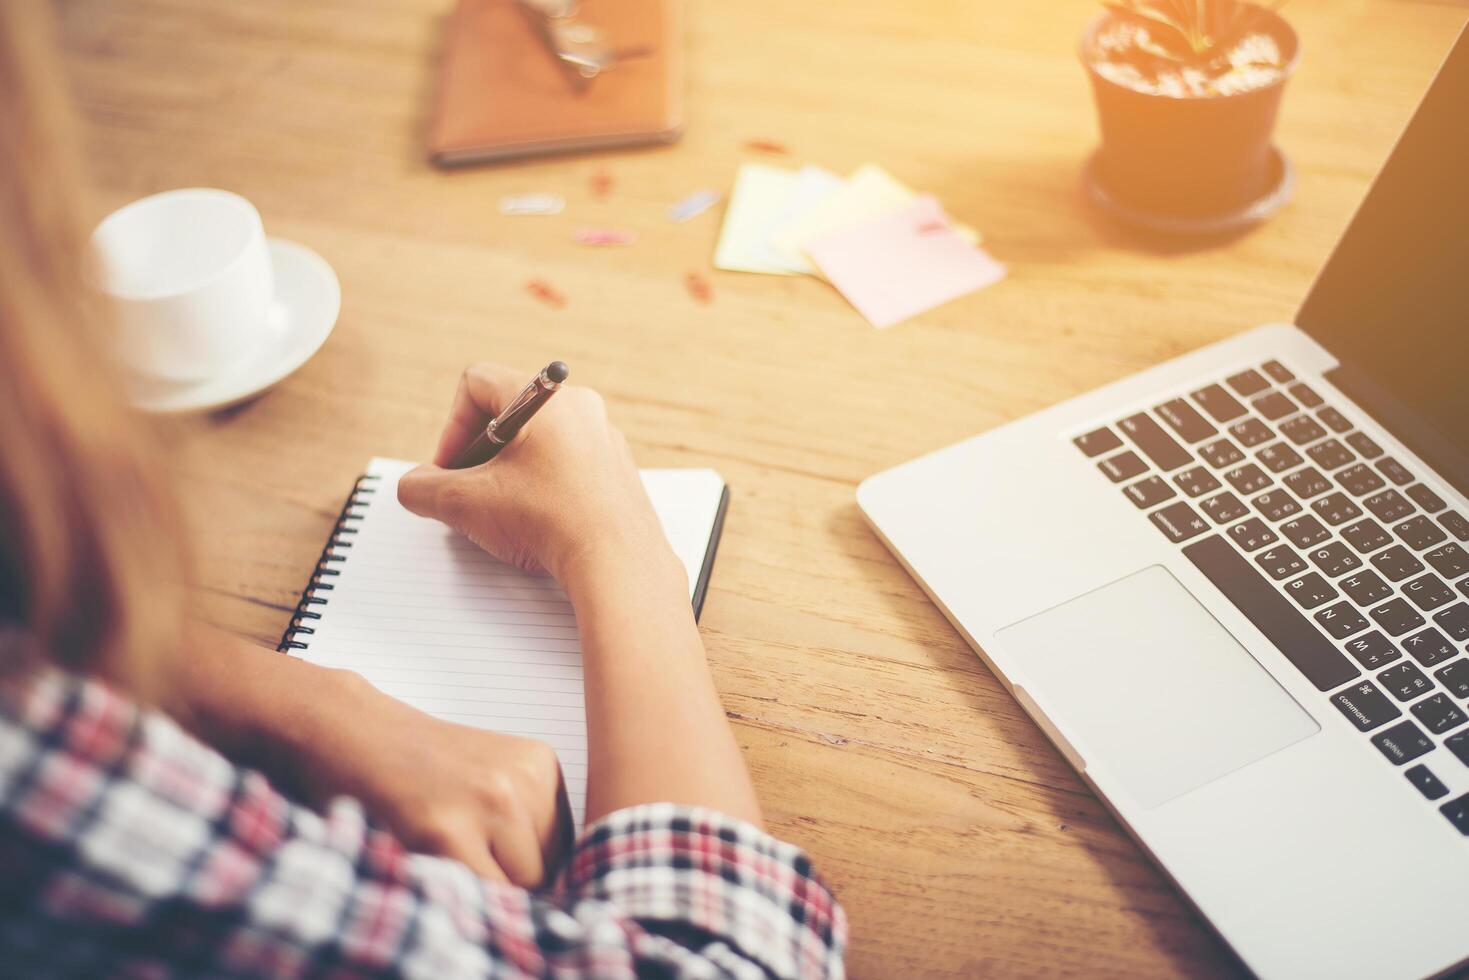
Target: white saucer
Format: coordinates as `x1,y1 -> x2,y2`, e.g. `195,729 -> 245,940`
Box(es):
125,238 -> 340,414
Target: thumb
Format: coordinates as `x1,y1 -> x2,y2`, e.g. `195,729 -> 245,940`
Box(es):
397,464 -> 460,522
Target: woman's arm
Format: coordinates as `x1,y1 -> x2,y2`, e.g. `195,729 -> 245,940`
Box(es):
398,363 -> 762,827
564,546 -> 761,825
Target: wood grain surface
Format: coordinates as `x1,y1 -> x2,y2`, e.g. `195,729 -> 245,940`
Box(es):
58,1 -> 1465,975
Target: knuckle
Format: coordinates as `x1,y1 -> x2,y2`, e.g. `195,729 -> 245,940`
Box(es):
473,771 -> 520,815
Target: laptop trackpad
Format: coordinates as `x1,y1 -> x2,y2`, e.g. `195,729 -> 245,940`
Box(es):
997,565 -> 1319,809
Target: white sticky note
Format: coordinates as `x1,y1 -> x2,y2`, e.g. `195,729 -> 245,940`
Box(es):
807,196 -> 1006,329
712,164 -> 803,275
771,164 -> 981,268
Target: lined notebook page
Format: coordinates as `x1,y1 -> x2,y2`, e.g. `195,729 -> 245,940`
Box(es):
292,457 -> 726,828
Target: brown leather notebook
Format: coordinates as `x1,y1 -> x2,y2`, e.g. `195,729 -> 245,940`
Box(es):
429,0 -> 683,166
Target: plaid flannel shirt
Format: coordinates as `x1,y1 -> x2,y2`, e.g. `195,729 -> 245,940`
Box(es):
0,665 -> 845,979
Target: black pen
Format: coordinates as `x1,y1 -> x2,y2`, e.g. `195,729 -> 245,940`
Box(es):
449,361 -> 569,469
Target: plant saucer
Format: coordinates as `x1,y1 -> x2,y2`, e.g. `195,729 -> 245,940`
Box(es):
1083,146 -> 1295,236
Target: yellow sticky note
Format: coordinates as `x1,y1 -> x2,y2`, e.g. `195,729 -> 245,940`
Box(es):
770,164 -> 980,271
713,164 -> 803,275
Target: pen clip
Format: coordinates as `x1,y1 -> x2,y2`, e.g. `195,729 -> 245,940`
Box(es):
484,366 -> 563,443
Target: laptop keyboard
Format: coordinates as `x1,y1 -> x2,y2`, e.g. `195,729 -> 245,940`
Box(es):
1075,359 -> 1469,836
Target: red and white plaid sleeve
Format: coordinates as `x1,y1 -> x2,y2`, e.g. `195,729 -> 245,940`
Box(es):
0,665 -> 846,979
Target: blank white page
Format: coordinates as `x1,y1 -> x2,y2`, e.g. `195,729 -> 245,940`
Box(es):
292,457 -> 727,829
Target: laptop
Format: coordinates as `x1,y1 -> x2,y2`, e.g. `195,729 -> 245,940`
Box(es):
858,22 -> 1469,980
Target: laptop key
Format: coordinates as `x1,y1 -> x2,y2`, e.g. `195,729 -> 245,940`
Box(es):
1228,418 -> 1273,448
1226,369 -> 1270,397
1407,763 -> 1449,801
1364,490 -> 1414,523
1403,627 -> 1457,669
1262,360 -> 1294,383
1406,484 -> 1447,514
1255,545 -> 1307,580
1284,466 -> 1332,500
1371,545 -> 1425,582
1342,518 -> 1393,555
1371,719 -> 1434,765
1396,515 -> 1448,551
1281,415 -> 1328,446
1192,384 -> 1248,423
1342,570 -> 1394,606
1252,490 -> 1300,523
1376,457 -> 1413,486
1156,398 -> 1217,443
1437,660 -> 1469,699
1311,492 -> 1362,527
1449,732 -> 1469,770
1119,414 -> 1192,472
1440,792 -> 1469,834
1433,605 -> 1469,643
1345,431 -> 1384,459
1289,382 -> 1324,408
1331,680 -> 1401,732
1346,631 -> 1400,670
1411,693 -> 1467,735
1336,464 -> 1385,497
1318,407 -> 1352,433
1125,476 -> 1176,509
1281,515 -> 1332,549
1440,511 -> 1469,542
1286,572 -> 1338,609
1149,501 -> 1210,543
1182,535 -> 1359,691
1099,451 -> 1148,483
1199,438 -> 1245,469
1371,598 -> 1426,637
1308,543 -> 1361,578
1426,544 -> 1469,580
1173,466 -> 1222,498
1075,427 -> 1124,457
1200,492 -> 1249,525
1256,442 -> 1304,474
1252,392 -> 1296,421
1404,573 -> 1455,612
1306,439 -> 1355,471
1380,662 -> 1433,702
1224,463 -> 1271,496
1229,518 -> 1278,552
1315,602 -> 1369,640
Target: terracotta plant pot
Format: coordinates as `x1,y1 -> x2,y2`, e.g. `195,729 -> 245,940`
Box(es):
1081,8 -> 1299,222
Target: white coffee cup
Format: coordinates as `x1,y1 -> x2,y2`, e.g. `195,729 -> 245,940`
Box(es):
91,188 -> 276,381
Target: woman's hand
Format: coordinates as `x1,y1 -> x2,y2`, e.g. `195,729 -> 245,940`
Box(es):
157,627 -> 572,889
397,363 -> 682,589
284,670 -> 572,888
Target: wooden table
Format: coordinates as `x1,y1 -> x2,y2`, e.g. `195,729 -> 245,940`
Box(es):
61,1 -> 1465,975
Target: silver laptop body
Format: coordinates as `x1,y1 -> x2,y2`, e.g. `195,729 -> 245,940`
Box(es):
859,23 -> 1469,980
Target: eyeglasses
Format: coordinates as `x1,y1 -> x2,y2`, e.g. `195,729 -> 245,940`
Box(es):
516,0 -> 652,92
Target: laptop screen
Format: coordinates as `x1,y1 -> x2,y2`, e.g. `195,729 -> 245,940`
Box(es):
1296,22 -> 1469,493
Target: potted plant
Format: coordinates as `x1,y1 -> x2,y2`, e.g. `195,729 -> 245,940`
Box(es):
1081,0 -> 1300,231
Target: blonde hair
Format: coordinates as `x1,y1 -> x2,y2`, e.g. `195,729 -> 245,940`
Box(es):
0,0 -> 185,687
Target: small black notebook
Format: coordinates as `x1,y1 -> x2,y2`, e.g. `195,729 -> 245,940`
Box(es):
279,457 -> 729,827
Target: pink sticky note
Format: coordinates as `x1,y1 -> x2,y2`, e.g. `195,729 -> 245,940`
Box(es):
806,197 -> 1005,328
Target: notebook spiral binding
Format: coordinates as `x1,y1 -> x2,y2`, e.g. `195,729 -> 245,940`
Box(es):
277,473 -> 382,653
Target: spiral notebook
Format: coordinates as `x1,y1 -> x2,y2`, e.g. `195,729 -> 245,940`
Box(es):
279,457 -> 729,827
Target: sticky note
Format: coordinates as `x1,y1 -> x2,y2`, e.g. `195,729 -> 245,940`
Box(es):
807,197 -> 1006,329
771,164 -> 981,269
713,164 -> 803,275
762,166 -> 846,274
